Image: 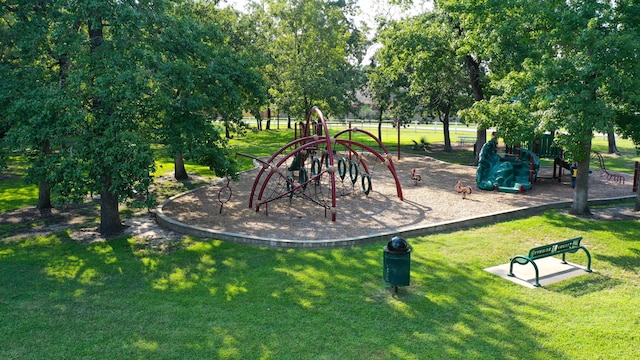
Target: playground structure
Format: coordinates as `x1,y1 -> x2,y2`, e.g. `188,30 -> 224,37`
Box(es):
517,133 -> 635,188
240,106 -> 404,221
476,138 -> 540,193
505,133 -> 574,182
478,132 -> 638,194
591,151 -> 625,184
477,132 -> 586,193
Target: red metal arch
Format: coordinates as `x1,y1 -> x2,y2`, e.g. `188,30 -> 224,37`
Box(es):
247,107 -> 403,221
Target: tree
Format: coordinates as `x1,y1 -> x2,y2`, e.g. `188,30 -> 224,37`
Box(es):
611,0 -> 640,211
436,0 -> 552,160
2,0 -> 162,234
371,11 -> 473,151
258,0 -> 368,120
2,0 -> 269,233
459,0 -> 640,215
80,1 -> 160,234
367,16 -> 416,140
615,110 -> 640,211
149,2 -> 266,180
1,1 -> 84,212
607,125 -> 620,154
364,62 -> 394,142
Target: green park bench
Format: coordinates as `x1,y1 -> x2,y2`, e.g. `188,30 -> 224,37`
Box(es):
508,237 -> 592,287
457,136 -> 476,146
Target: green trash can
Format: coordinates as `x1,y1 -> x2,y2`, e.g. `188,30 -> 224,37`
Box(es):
383,236 -> 411,292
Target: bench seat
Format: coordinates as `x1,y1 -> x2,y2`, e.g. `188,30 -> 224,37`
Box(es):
457,136 -> 476,146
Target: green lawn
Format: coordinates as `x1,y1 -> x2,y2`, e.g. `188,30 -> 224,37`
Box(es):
1,212 -> 638,359
0,155 -> 38,213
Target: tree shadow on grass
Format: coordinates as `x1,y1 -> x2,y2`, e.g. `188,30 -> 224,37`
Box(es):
595,248 -> 640,273
541,211 -> 640,241
0,233 -> 582,359
547,273 -> 622,298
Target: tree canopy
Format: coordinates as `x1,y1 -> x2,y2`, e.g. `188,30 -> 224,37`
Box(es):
1,0 -> 267,234
457,0 -> 640,214
252,0 -> 368,120
371,10 -> 473,151
370,0 -> 640,213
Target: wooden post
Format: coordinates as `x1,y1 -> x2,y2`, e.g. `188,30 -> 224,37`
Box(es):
529,155 -> 535,184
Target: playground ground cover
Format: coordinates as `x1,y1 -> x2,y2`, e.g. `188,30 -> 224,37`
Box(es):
1,127 -> 639,358
159,153 -> 636,243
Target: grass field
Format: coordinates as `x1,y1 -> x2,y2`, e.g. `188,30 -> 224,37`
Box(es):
1,211 -> 638,359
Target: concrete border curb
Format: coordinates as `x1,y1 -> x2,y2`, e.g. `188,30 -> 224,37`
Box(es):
156,189 -> 636,249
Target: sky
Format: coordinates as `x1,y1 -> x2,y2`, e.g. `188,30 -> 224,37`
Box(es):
220,0 -> 432,30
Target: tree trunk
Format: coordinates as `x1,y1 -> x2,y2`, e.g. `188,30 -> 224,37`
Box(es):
37,141 -> 53,211
174,153 -> 189,180
636,167 -> 640,211
443,122 -> 452,152
37,181 -> 52,215
287,114 -> 292,129
464,54 -> 486,164
378,107 -> 384,142
570,139 -> 592,216
607,124 -> 619,154
266,107 -> 271,130
88,10 -> 124,236
99,176 -> 124,236
440,108 -> 452,152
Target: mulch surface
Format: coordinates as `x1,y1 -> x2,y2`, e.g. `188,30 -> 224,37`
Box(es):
160,154 -> 639,242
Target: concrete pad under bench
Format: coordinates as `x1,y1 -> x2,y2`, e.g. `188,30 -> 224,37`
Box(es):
485,257 -> 594,288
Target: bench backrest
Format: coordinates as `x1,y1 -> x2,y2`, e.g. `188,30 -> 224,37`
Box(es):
527,237 -> 583,259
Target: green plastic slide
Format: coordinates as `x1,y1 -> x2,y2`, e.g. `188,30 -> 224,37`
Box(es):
476,138 -> 539,193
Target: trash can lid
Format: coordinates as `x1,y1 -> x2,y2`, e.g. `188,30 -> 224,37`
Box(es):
387,236 -> 409,252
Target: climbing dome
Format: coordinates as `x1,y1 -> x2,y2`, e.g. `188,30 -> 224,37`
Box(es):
246,106 -> 403,221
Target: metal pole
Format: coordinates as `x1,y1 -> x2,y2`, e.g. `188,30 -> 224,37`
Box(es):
397,118 -> 401,160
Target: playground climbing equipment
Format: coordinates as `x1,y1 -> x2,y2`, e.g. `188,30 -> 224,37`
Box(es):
241,106 -> 404,221
591,151 -> 625,184
476,138 -> 540,193
506,133 -> 569,182
217,177 -> 233,214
